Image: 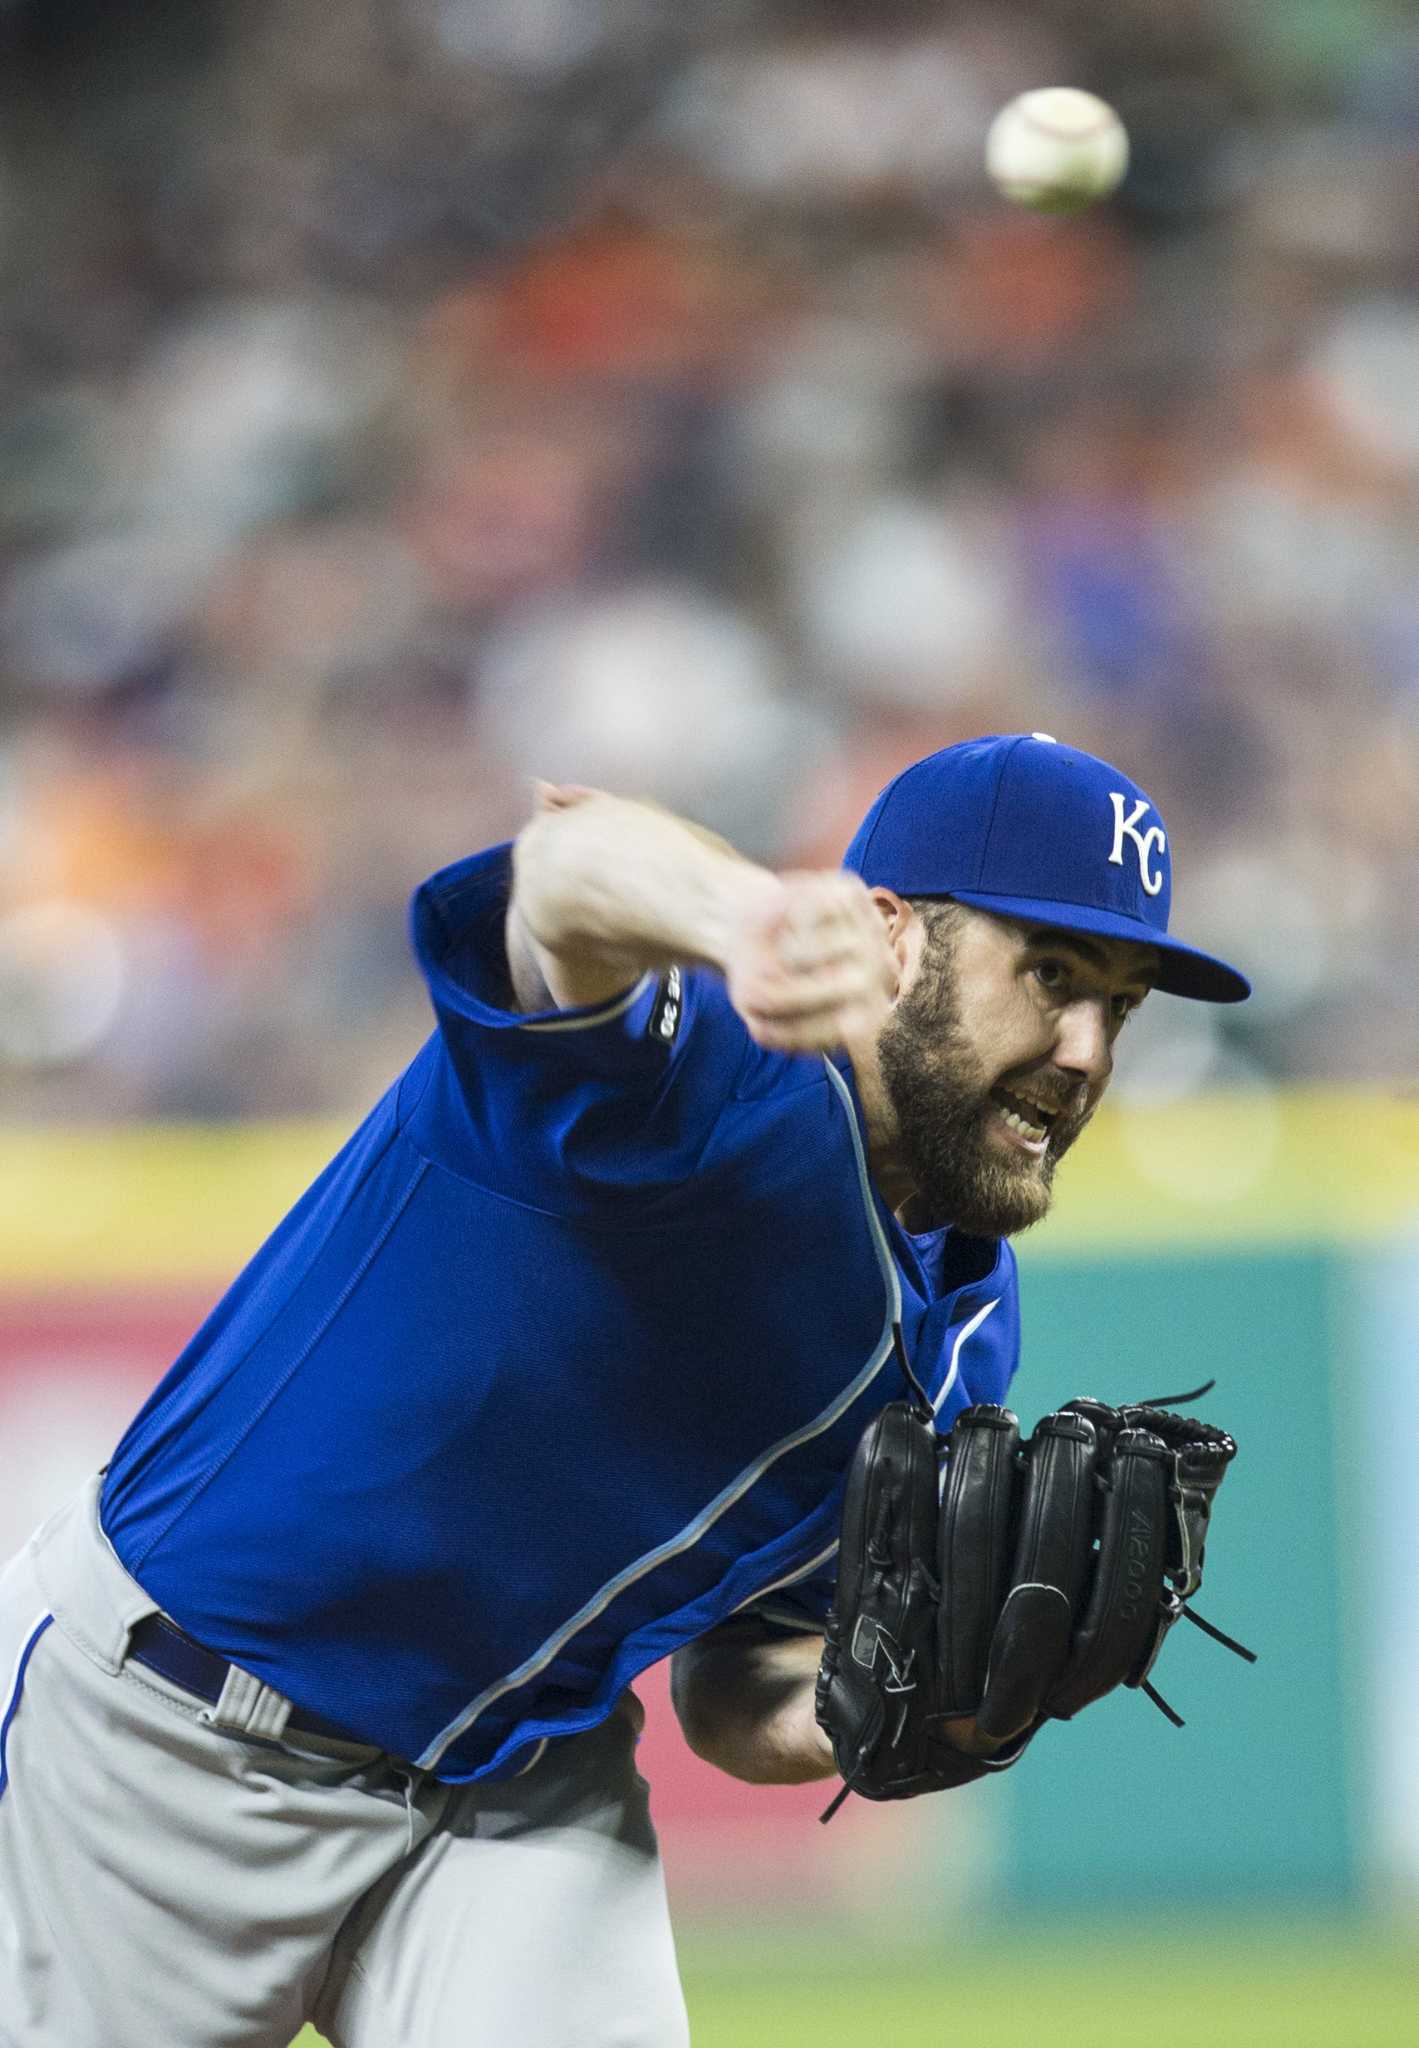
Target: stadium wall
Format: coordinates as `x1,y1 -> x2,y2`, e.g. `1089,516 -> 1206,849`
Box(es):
1,1090 -> 1412,1923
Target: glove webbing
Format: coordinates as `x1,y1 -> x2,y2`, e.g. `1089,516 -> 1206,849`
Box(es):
1119,1377 -> 1257,1727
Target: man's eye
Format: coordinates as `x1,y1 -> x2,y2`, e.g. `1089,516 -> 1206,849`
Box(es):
1111,993 -> 1140,1023
1032,960 -> 1068,992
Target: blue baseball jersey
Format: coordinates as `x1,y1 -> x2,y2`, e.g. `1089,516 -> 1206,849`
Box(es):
100,845 -> 1020,1782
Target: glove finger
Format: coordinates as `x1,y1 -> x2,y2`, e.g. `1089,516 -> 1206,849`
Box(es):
1060,1397 -> 1121,1456
1045,1426 -> 1171,1720
816,1399 -> 943,1793
977,1410 -> 1096,1741
835,1400 -> 933,1671
936,1405 -> 1020,1718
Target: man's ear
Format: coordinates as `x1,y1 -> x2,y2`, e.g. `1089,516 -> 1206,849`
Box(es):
869,888 -> 918,992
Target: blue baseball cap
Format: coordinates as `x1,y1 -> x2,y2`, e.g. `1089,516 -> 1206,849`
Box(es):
842,733 -> 1249,1003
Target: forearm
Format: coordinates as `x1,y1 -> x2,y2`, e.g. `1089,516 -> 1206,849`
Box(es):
670,1623 -> 837,1786
507,781 -> 898,1042
512,790 -> 777,1004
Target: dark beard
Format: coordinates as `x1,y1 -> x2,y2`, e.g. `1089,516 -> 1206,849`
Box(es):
876,955 -> 1087,1240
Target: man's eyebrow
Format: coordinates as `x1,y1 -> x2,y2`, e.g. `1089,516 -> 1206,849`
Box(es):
1022,926 -> 1156,985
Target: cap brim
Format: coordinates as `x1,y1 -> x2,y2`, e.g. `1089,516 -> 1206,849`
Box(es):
945,892 -> 1250,1004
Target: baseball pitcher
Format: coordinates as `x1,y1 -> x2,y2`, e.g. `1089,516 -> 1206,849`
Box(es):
0,735 -> 1250,2047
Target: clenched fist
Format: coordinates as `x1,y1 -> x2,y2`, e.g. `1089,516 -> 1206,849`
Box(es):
724,872 -> 898,1054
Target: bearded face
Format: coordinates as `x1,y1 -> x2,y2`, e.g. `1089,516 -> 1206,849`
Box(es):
875,918 -> 1096,1238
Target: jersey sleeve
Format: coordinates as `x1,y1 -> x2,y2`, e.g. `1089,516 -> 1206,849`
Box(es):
412,844 -> 667,1069
405,843 -> 755,1212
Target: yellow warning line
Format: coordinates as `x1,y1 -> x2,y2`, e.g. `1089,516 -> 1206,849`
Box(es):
0,1087 -> 1414,1290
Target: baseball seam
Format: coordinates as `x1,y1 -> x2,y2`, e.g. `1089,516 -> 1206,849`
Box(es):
1016,105 -> 1118,143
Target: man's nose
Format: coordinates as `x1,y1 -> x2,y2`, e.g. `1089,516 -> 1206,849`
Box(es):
1052,999 -> 1114,1088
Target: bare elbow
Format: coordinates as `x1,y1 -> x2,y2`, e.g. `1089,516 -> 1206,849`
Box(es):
670,1645 -> 756,1778
669,1647 -> 727,1768
670,1633 -> 836,1786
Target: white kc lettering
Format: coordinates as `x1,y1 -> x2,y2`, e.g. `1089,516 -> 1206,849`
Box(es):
1107,792 -> 1166,896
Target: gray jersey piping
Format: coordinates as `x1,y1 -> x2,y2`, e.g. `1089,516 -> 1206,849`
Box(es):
732,1536 -> 840,1618
518,975 -> 653,1032
418,1055 -> 899,1771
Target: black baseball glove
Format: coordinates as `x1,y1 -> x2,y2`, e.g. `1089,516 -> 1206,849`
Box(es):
814,1369 -> 1251,1819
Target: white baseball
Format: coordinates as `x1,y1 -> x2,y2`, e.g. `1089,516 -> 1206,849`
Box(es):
985,88 -> 1129,213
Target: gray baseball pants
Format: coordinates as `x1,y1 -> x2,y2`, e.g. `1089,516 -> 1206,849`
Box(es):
0,1479 -> 690,2048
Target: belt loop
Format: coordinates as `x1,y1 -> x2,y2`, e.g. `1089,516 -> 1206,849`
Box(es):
207,1662 -> 294,1741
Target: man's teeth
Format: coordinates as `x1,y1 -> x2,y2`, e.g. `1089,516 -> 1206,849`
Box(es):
997,1103 -> 1047,1140
992,1088 -> 1052,1140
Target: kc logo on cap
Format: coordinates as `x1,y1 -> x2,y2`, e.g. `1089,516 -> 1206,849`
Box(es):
1107,793 -> 1166,898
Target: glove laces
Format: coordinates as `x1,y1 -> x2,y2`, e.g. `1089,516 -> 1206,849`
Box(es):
1121,1376 -> 1258,1725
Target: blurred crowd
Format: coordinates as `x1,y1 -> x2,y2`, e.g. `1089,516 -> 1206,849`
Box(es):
1,0 -> 1416,1121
